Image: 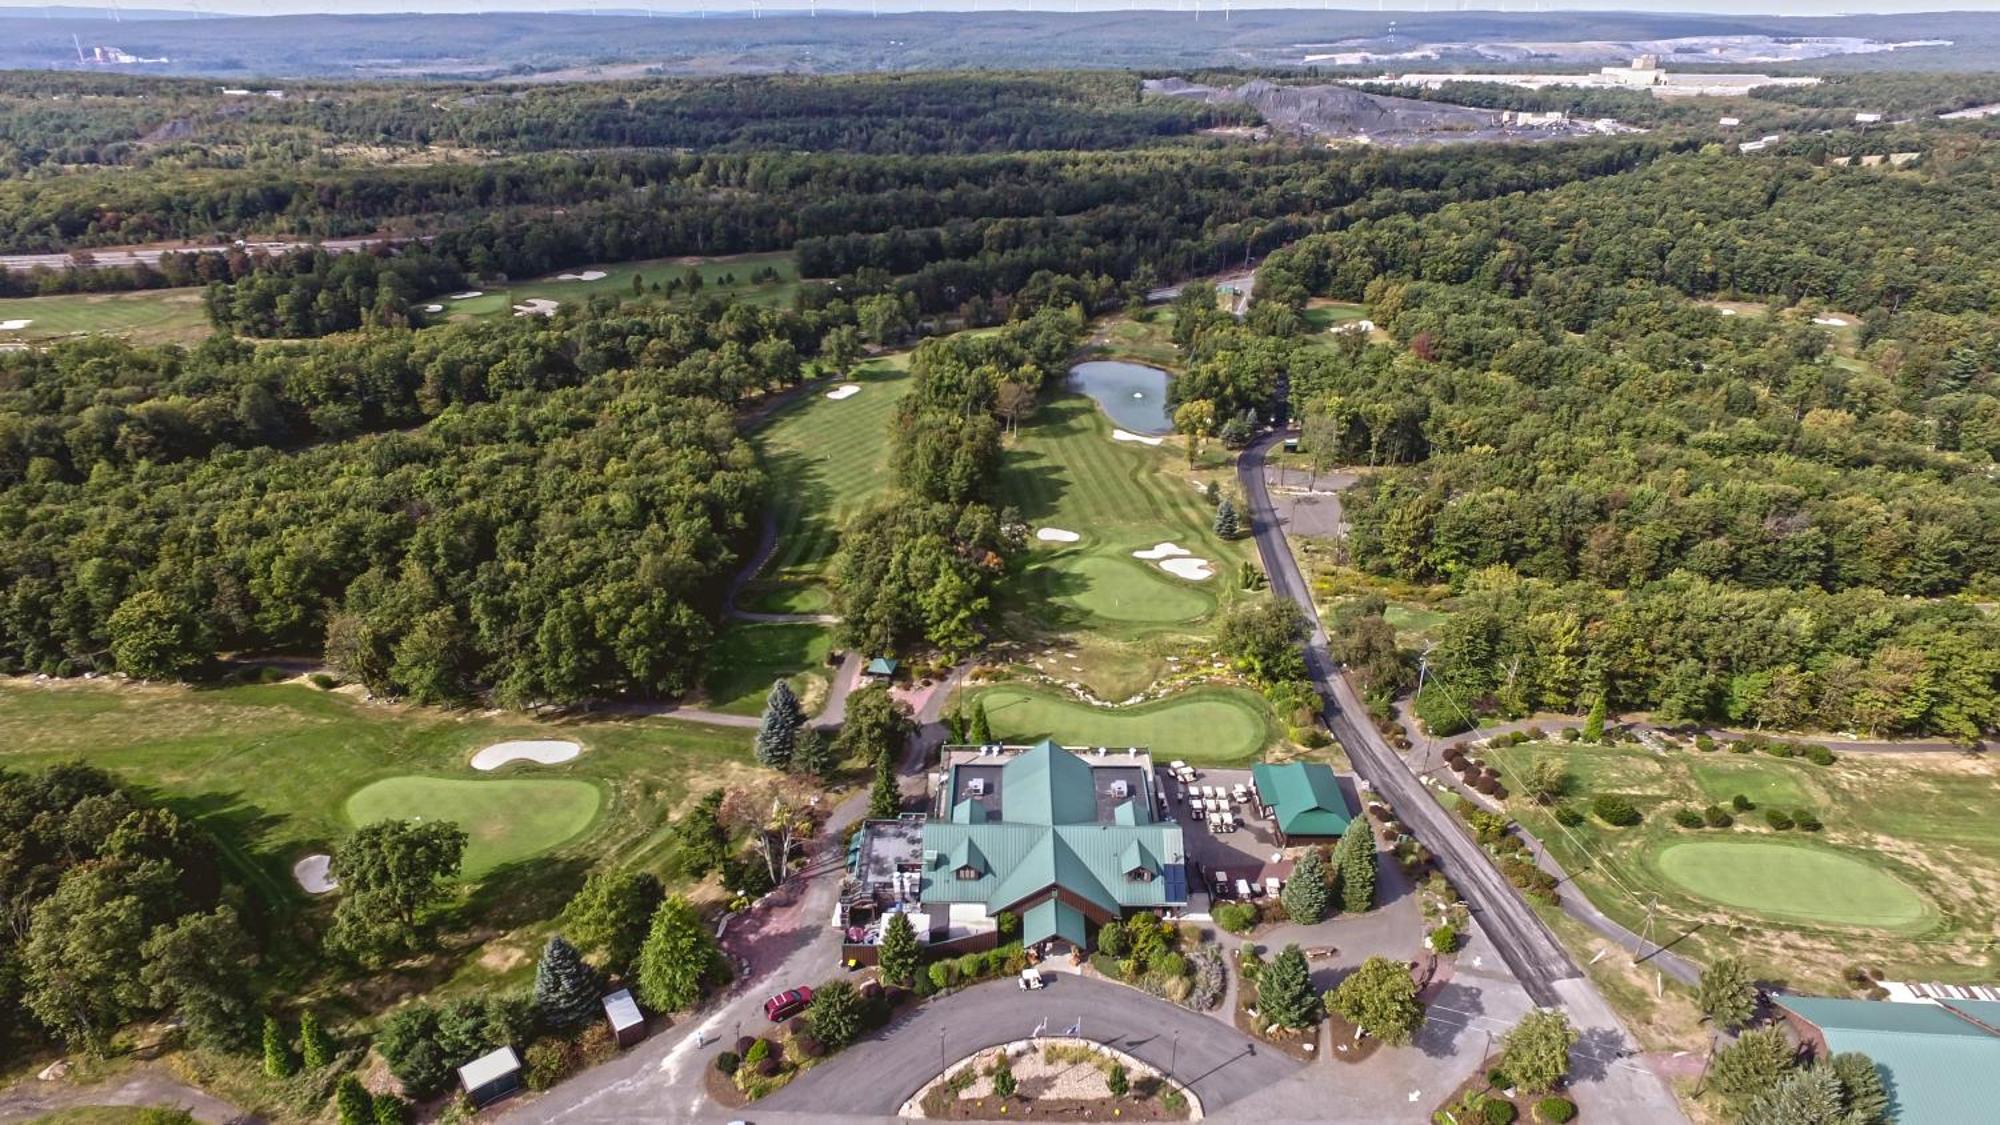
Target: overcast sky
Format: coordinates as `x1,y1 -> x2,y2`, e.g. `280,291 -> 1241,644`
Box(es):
0,2 -> 1989,16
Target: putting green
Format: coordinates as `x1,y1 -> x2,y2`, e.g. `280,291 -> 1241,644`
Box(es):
345,777 -> 603,878
971,685 -> 1271,764
1653,841 -> 1931,931
1046,553 -> 1212,624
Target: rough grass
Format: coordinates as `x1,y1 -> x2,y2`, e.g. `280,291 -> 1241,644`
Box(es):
0,287 -> 211,345
968,683 -> 1274,764
344,776 -> 603,878
703,621 -> 834,716
1689,759 -> 1813,808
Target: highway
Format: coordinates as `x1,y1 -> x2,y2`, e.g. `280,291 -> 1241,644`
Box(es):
0,235 -> 401,274
1237,432 -> 1580,1006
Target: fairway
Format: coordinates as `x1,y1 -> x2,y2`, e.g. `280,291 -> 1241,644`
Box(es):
743,352 -> 912,605
1652,840 -> 1930,931
0,287 -> 211,345
436,251 -> 797,320
971,684 -> 1272,764
1042,552 -> 1213,624
1691,760 -> 1813,808
345,776 -> 603,878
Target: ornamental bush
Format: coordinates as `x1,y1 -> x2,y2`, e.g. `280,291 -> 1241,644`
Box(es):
1482,1097 -> 1518,1125
1591,795 -> 1641,827
1534,1096 -> 1577,1123
1672,808 -> 1704,829
1732,794 -> 1754,811
716,1051 -> 739,1076
1765,809 -> 1795,831
1793,809 -> 1823,831
1552,804 -> 1584,827
1703,804 -> 1734,828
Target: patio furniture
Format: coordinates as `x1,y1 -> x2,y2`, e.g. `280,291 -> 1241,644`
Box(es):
1236,878 -> 1253,899
1265,877 -> 1282,896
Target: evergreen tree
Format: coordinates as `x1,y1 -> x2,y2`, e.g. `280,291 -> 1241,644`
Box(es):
1257,944 -> 1320,1030
868,747 -> 901,819
1711,1028 -> 1797,1111
1214,498 -> 1240,539
1336,826 -> 1377,913
794,727 -> 836,780
636,896 -> 726,1013
1696,956 -> 1758,1031
371,1094 -> 412,1125
533,935 -> 603,1032
1825,1053 -> 1890,1125
334,1074 -> 374,1125
262,1014 -> 294,1078
1746,1067 -> 1846,1125
877,910 -> 919,987
967,700 -> 993,744
1280,847 -> 1330,924
755,679 -> 805,769
1582,695 -> 1607,742
299,1009 -> 335,1069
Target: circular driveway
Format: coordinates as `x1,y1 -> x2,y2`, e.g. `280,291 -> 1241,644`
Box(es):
760,974 -> 1299,1115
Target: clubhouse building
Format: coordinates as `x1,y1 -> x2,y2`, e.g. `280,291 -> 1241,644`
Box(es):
839,740 -> 1189,959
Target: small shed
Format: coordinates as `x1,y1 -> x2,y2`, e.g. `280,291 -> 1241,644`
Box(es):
458,1045 -> 522,1107
864,656 -> 898,681
602,987 -> 646,1048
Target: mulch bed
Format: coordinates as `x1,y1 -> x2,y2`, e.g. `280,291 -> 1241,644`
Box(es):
702,1063 -> 751,1110
932,1094 -> 1189,1120
1430,1055 -> 1577,1124
1321,1011 -> 1383,1065
1230,994 -> 1322,1062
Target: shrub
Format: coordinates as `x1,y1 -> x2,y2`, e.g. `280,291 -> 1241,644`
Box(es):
992,1056 -> 1017,1098
1476,777 -> 1500,795
1552,804 -> 1584,828
735,1036 -> 755,1056
1214,902 -> 1257,933
1187,946 -> 1226,1011
1804,745 -> 1836,766
715,1051 -> 740,1076
743,1038 -> 770,1065
1731,793 -> 1754,811
1534,1096 -> 1577,1123
1098,920 -> 1128,957
1486,1068 -> 1511,1089
1482,1097 -> 1518,1125
1428,923 -> 1459,953
1793,809 -> 1823,831
794,1033 -> 824,1058
1107,1062 -> 1129,1097
523,1038 -> 576,1091
1764,809 -> 1795,831
1591,795 -> 1642,827
1672,808 -> 1704,829
1694,734 -> 1717,752
1560,728 -> 1580,742
756,1057 -> 779,1078
1703,805 -> 1734,828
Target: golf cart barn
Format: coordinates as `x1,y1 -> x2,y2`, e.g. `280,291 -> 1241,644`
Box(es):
602,987 -> 646,1048
458,1045 -> 522,1108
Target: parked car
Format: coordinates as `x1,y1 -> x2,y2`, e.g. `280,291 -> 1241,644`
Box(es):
763,986 -> 814,1022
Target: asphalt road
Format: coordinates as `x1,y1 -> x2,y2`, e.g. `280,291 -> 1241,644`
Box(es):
1237,433 -> 1578,1005
0,236 -> 405,275
760,974 -> 1299,1117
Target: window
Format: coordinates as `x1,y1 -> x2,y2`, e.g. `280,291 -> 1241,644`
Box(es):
956,865 -> 980,881
1126,867 -> 1154,883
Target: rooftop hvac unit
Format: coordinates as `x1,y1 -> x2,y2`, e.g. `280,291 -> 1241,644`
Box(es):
1110,780 -> 1129,798
967,778 -> 986,796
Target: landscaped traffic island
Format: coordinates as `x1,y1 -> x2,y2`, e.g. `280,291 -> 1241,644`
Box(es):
911,1038 -> 1194,1120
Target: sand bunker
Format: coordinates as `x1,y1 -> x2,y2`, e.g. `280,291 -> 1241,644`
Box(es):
0,319 -> 31,331
1721,308 -> 1738,316
293,854 -> 336,894
825,383 -> 862,400
472,739 -> 581,771
1813,315 -> 1852,327
448,291 -> 484,300
1036,528 -> 1082,543
556,270 -> 609,282
1112,429 -> 1166,446
1133,542 -> 1193,561
512,298 -> 560,317
421,303 -> 445,313
1159,557 -> 1215,581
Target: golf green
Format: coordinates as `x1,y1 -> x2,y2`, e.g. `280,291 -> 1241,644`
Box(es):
1653,841 -> 1930,931
1046,553 -> 1213,624
972,685 -> 1271,764
345,777 -> 604,878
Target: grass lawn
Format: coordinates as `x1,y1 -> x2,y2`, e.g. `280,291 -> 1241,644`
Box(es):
345,776 -> 603,878
1091,309 -> 1182,367
1480,740 -> 2000,988
0,287 -> 211,346
702,620 -> 834,716
0,677 -> 761,994
738,351 -> 913,610
968,683 -> 1274,764
1382,602 -> 1449,639
1650,840 -> 1931,931
435,251 -> 797,320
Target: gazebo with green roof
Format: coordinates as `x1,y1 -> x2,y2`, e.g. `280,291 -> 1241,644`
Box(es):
1251,761 -> 1356,844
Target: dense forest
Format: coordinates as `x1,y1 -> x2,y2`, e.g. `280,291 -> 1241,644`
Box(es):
1256,143 -> 2000,739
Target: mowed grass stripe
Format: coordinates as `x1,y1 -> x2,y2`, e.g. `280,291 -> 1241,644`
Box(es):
970,684 -> 1275,764
756,354 -> 910,583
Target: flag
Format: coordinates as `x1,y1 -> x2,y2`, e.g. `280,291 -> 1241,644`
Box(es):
1062,1018 -> 1081,1036
1031,1017 -> 1048,1038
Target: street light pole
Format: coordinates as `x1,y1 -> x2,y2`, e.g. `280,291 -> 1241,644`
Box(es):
940,1026 -> 947,1081
1170,1029 -> 1180,1083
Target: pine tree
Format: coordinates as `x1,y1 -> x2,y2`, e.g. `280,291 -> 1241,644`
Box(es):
794,726 -> 836,779
533,935 -> 603,1032
1257,944 -> 1320,1030
334,1074 -> 373,1125
967,700 -> 993,745
1280,847 -> 1330,924
262,1014 -> 294,1078
755,679 -> 805,769
877,911 -> 919,987
299,1009 -> 334,1069
868,747 -> 901,819
1696,956 -> 1758,1031
1214,498 -> 1240,539
1336,826 -> 1377,913
1582,694 -> 1607,742
636,896 -> 726,1013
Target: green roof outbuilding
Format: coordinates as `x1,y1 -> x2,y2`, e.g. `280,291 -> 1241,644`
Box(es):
1251,761 -> 1355,840
1776,995 -> 2000,1125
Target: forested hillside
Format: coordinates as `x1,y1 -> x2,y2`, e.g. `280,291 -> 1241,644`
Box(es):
1257,145 -> 2000,739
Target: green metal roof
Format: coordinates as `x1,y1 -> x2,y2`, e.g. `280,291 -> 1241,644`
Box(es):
865,657 -> 898,675
1251,761 -> 1355,837
1023,897 -> 1088,948
1002,739 -> 1100,825
1776,996 -> 2000,1125
946,838 -> 986,877
921,822 -> 1186,913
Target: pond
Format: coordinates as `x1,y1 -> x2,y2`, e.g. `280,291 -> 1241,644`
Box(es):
1067,360 -> 1173,435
